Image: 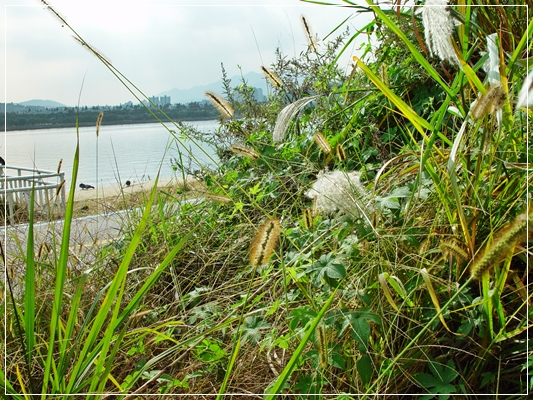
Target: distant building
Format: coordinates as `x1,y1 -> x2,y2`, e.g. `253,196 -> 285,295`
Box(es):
232,88 -> 267,103
149,96 -> 160,107
2,102 -> 28,113
160,95 -> 171,106
143,96 -> 171,108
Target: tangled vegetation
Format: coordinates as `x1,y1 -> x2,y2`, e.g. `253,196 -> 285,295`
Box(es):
2,1 -> 531,398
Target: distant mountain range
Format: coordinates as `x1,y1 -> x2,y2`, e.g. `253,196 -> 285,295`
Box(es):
18,99 -> 67,108
12,71 -> 270,109
157,71 -> 269,104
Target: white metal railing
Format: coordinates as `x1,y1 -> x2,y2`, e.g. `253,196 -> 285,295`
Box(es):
1,165 -> 66,225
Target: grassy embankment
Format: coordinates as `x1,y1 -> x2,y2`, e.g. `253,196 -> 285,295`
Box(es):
2,1 -> 531,398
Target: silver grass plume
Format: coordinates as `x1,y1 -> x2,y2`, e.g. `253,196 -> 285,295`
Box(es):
420,0 -> 458,64
516,69 -> 533,110
73,37 -> 113,65
305,170 -> 373,219
272,95 -> 320,143
205,91 -> 234,119
40,0 -> 68,26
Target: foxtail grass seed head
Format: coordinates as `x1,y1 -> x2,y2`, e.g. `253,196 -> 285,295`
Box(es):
205,91 -> 234,119
261,66 -> 283,89
96,112 -> 104,137
302,208 -> 314,230
335,143 -> 346,162
55,179 -> 66,197
315,325 -> 328,370
420,0 -> 459,64
439,240 -> 469,262
313,132 -> 331,154
230,144 -> 260,161
57,158 -> 63,174
471,84 -> 506,120
249,218 -> 281,268
470,209 -> 531,280
305,170 -> 372,216
516,69 -> 533,110
301,15 -> 318,53
201,193 -> 232,204
37,242 -> 50,258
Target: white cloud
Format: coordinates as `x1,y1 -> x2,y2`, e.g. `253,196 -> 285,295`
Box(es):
2,0 -> 370,106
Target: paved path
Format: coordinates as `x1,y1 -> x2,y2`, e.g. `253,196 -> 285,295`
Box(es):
1,209 -> 135,275
1,199 -> 192,279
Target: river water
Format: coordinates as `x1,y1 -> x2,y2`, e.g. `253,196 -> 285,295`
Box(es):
3,120 -> 219,188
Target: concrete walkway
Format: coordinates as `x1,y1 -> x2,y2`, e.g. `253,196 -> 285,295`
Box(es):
1,194 -> 196,285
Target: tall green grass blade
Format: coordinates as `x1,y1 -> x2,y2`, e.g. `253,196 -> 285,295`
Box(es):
367,277 -> 474,394
447,117 -> 474,253
41,118 -> 81,396
23,185 -> 36,394
458,57 -> 486,94
99,323 -> 129,396
265,288 -> 338,399
57,272 -> 88,384
216,331 -> 242,399
353,56 -> 439,155
481,270 -> 494,340
0,368 -> 25,399
505,11 -> 533,74
363,0 -> 459,108
66,177 -> 159,393
116,228 -> 195,326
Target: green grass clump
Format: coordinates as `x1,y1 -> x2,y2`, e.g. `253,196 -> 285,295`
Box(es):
2,1 -> 531,397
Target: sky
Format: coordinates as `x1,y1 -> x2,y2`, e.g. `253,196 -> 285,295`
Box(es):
2,0 -> 374,107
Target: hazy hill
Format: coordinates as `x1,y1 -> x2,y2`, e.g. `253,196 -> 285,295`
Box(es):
158,71 -> 269,104
18,99 -> 66,108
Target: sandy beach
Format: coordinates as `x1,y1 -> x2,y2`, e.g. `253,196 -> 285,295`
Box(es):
72,176 -> 202,217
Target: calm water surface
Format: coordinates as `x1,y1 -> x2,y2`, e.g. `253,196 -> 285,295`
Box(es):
4,120 -> 218,188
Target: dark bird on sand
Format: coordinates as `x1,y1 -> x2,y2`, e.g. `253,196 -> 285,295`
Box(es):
125,180 -> 131,187
79,183 -> 95,190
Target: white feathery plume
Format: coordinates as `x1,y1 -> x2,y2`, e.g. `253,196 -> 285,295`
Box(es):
272,95 -> 320,143
516,70 -> 533,110
305,170 -> 373,221
420,0 -> 458,64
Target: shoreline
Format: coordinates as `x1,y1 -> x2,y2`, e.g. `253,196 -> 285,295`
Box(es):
73,177 -> 178,202
6,117 -> 219,132
71,175 -> 205,218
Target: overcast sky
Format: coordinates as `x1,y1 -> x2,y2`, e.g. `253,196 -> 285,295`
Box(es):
2,0 -> 373,107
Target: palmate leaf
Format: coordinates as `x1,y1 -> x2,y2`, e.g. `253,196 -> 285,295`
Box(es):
339,309 -> 381,353
241,316 -> 272,345
306,254 -> 346,287
414,359 -> 459,399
